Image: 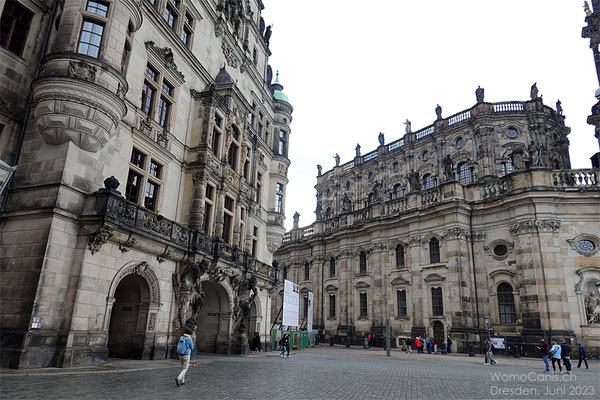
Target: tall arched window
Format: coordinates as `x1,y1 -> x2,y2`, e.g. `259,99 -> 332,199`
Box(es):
497,282 -> 516,323
457,162 -> 470,184
367,192 -> 375,205
329,257 -> 336,277
393,184 -> 404,199
395,244 -> 405,268
431,287 -> 443,316
359,251 -> 367,274
423,174 -> 435,189
397,290 -> 407,317
304,262 -> 310,281
429,237 -> 440,264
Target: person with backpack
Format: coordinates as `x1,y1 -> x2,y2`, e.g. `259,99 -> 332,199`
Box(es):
577,342 -> 589,369
175,327 -> 195,386
560,339 -> 572,374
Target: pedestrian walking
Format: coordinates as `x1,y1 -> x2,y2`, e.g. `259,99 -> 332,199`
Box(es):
536,338 -> 550,372
250,332 -> 262,353
406,337 -> 412,354
484,338 -> 497,365
560,339 -> 572,374
549,340 -> 562,374
175,327 -> 194,386
280,333 -> 290,358
446,335 -> 453,354
415,337 -> 421,354
577,342 -> 589,369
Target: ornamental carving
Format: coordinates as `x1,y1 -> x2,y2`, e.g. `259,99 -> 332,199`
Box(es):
88,225 -> 114,254
142,213 -> 172,236
145,41 -> 185,83
67,60 -> 97,82
221,41 -> 239,68
113,261 -> 162,305
471,229 -> 487,241
176,226 -> 190,244
442,227 -> 470,240
117,201 -> 136,223
508,219 -> 562,235
407,235 -> 423,246
369,241 -> 387,253
208,263 -> 234,283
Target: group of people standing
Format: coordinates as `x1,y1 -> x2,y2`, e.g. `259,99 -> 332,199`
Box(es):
410,336 -> 451,354
537,338 -> 588,374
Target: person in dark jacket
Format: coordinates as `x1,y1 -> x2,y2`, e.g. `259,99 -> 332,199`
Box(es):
446,335 -> 453,354
537,338 -> 550,372
250,332 -> 262,353
560,339 -> 572,374
577,342 -> 589,369
279,333 -> 290,358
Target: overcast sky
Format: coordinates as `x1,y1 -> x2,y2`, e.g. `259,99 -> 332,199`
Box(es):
262,1 -> 598,232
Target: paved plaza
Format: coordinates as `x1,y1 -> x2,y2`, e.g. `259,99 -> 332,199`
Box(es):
1,346 -> 598,400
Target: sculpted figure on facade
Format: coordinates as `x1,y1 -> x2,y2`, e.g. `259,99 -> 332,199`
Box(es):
527,141 -> 541,167
232,274 -> 258,334
442,155 -> 454,181
355,143 -> 361,157
378,132 -> 385,146
173,260 -> 209,331
334,153 -> 340,166
408,169 -> 420,191
317,164 -> 322,176
556,99 -> 563,115
585,291 -> 600,324
315,199 -> 323,220
435,104 -> 443,120
342,193 -> 352,212
475,86 -> 485,103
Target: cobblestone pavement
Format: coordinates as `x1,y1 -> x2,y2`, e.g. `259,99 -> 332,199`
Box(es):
1,346 -> 598,400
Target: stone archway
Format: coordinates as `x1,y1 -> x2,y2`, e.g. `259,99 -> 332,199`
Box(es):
105,262 -> 162,360
196,281 -> 232,354
107,274 -> 149,358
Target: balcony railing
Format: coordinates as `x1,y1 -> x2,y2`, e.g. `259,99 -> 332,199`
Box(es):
363,151 -> 378,162
448,110 -> 471,126
552,169 -> 599,187
388,138 -> 405,152
415,125 -> 435,140
494,102 -> 525,113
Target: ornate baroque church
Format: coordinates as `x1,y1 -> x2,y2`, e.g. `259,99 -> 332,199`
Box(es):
0,0 -> 292,368
273,84 -> 600,356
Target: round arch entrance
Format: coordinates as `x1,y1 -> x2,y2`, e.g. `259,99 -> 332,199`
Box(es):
196,281 -> 232,353
107,274 -> 150,358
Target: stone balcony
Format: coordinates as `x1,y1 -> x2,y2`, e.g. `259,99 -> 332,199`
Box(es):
82,180 -> 277,282
283,168 -> 599,243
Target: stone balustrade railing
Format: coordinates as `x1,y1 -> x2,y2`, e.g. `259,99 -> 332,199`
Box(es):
285,168 -> 600,244
84,188 -> 277,281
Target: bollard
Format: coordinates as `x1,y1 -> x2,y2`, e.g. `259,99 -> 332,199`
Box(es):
345,335 -> 351,348
330,336 -> 334,346
468,342 -> 475,357
364,337 -> 369,349
386,319 -> 391,357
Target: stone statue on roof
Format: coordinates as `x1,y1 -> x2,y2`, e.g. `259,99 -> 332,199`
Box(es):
556,99 -> 563,115
584,1 -> 592,17
530,82 -> 539,100
355,144 -> 361,157
317,164 -> 322,176
378,132 -> 385,146
435,104 -> 443,120
404,119 -> 412,134
476,86 -> 484,103
334,153 -> 340,166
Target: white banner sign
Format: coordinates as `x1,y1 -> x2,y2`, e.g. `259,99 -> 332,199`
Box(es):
490,336 -> 506,350
307,291 -> 314,332
282,279 -> 299,327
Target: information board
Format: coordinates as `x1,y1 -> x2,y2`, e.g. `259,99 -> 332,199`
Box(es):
282,279 -> 299,327
490,336 -> 506,350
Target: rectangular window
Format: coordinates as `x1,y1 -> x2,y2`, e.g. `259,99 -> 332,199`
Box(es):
86,0 -> 109,17
163,4 -> 177,28
227,144 -> 238,171
304,263 -> 310,281
145,65 -> 157,81
77,19 -> 104,58
224,196 -> 234,212
0,2 -> 34,56
181,27 -> 191,46
223,213 -> 232,244
203,202 -> 212,234
251,239 -> 257,256
303,296 -> 309,318
329,295 -> 336,318
130,148 -> 146,168
157,96 -> 170,128
184,12 -> 192,25
149,159 -> 162,179
126,170 -> 143,203
141,82 -> 155,115
275,193 -> 283,213
214,114 -> 222,128
329,258 -> 335,277
431,287 -> 444,316
212,131 -> 221,156
359,293 -> 368,318
161,81 -> 173,96
397,290 -> 407,317
144,180 -> 158,211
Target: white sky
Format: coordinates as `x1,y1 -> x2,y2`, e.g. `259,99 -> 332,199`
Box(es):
262,0 -> 598,231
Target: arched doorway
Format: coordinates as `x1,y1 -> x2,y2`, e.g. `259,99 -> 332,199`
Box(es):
108,274 -> 150,358
196,281 -> 231,354
433,321 -> 444,351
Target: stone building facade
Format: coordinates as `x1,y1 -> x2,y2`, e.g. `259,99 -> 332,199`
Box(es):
273,92 -> 600,357
0,0 -> 293,368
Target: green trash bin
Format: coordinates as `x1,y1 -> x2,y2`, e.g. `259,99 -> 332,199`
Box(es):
309,332 -> 316,347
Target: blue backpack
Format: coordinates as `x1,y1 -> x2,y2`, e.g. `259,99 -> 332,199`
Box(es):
176,336 -> 187,355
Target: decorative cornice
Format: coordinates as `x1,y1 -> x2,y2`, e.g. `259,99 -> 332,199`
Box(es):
441,227 -> 471,240
508,219 -> 561,235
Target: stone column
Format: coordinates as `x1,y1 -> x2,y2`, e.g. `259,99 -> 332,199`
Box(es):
213,188 -> 225,238
189,173 -> 206,229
